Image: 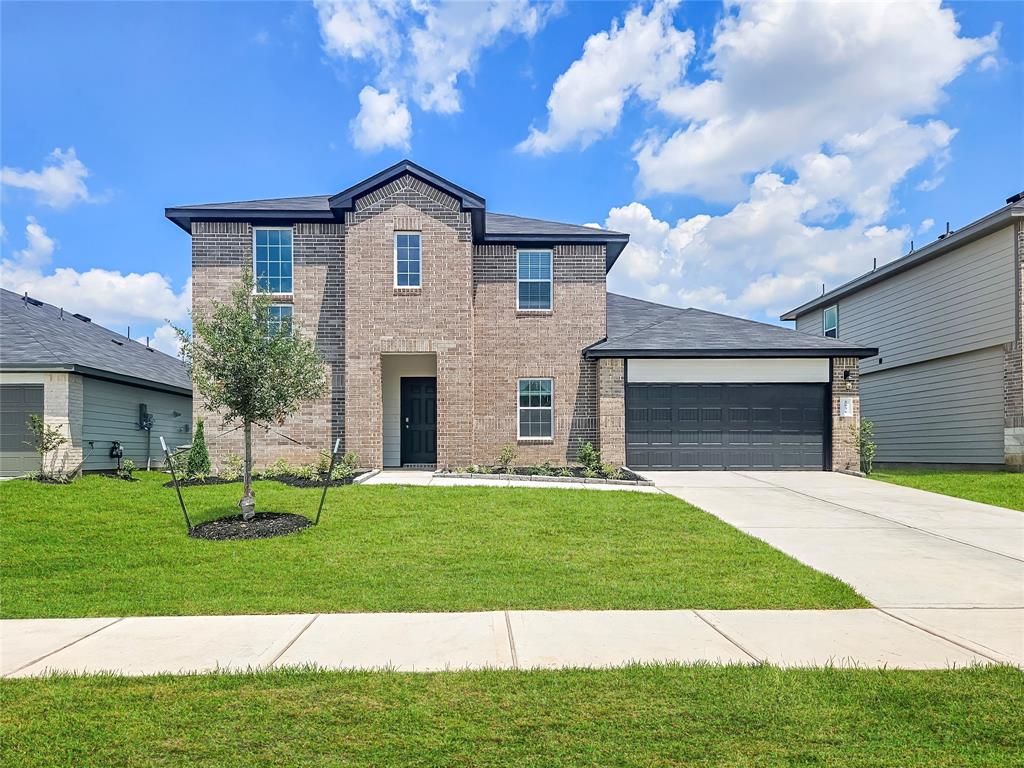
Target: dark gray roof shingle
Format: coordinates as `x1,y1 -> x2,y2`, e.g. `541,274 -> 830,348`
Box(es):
485,213 -> 623,238
1,289 -> 192,393
587,293 -> 876,358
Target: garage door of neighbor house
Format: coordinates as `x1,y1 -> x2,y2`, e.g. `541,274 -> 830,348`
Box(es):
626,383 -> 827,470
1,384 -> 44,477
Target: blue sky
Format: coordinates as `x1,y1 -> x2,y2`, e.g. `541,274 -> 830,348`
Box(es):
2,0 -> 1021,353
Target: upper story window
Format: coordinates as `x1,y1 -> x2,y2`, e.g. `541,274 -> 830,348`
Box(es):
517,250 -> 552,310
267,305 -> 293,337
823,305 -> 838,338
254,228 -> 293,294
518,378 -> 553,439
395,232 -> 422,288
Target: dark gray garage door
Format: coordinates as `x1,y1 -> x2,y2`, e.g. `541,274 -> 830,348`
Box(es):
626,383 -> 826,470
1,384 -> 44,477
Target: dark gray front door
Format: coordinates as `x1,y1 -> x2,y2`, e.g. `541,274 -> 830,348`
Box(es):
400,377 -> 437,465
1,384 -> 44,477
626,383 -> 826,470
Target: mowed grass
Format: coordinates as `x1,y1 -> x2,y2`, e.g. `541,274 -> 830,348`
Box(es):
0,472 -> 866,617
3,666 -> 1022,767
872,468 -> 1024,511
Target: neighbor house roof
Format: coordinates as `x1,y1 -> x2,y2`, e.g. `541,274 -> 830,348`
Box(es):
585,293 -> 877,359
165,160 -> 629,271
0,288 -> 192,395
781,195 -> 1024,321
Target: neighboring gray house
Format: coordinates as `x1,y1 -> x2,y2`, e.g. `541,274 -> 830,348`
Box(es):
782,194 -> 1024,469
0,288 -> 192,477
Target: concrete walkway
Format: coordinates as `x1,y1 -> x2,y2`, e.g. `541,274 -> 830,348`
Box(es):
3,607 -> 1019,678
362,469 -> 659,492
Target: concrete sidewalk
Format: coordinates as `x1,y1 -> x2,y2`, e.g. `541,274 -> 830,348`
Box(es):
3,608 -> 1019,678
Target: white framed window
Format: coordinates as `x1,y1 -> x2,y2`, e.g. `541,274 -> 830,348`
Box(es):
517,249 -> 552,310
267,305 -> 293,337
254,227 -> 293,294
823,305 -> 838,339
518,378 -> 553,439
395,232 -> 422,288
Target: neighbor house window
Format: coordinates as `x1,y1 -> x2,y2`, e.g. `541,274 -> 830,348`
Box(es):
254,227 -> 293,294
517,250 -> 552,310
267,305 -> 293,337
395,232 -> 421,288
823,305 -> 838,338
518,378 -> 553,439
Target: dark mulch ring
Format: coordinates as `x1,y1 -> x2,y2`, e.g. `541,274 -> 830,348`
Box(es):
189,512 -> 312,541
259,470 -> 368,488
162,476 -> 239,488
97,472 -> 138,483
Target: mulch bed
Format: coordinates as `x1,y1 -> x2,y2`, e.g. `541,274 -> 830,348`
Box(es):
189,512 -> 312,541
467,466 -> 646,482
162,476 -> 238,488
97,472 -> 138,483
164,471 -> 367,489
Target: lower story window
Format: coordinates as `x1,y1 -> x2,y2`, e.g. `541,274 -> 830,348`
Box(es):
267,304 -> 293,336
518,378 -> 553,439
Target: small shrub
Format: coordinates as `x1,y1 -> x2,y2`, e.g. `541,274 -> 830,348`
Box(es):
532,461 -> 555,476
600,462 -> 622,480
581,466 -> 598,478
469,464 -> 492,475
116,458 -> 137,481
497,443 -> 517,474
185,419 -> 211,478
221,454 -> 244,481
261,458 -> 293,479
854,420 -> 877,475
557,467 -> 573,477
26,414 -> 70,481
576,442 -> 602,473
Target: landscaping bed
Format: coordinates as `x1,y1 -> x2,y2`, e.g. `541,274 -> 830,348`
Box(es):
0,471 -> 867,617
3,666 -> 1021,767
439,466 -> 651,485
189,512 -> 311,540
163,470 -> 368,490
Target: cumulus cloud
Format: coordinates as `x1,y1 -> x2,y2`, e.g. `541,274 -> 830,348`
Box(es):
1,217 -> 191,338
315,0 -> 555,150
518,0 -> 693,153
636,0 -> 997,198
1,148 -> 96,209
350,86 -> 412,152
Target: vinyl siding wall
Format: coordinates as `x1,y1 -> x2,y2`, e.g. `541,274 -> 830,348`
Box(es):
81,377 -> 192,470
860,346 -> 1005,464
795,226 -> 1016,465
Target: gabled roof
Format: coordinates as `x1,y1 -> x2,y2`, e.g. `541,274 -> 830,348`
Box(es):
586,293 -> 877,359
165,160 -> 630,271
0,289 -> 192,395
781,195 -> 1024,321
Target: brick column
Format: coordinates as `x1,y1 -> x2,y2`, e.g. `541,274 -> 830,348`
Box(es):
830,357 -> 860,473
597,358 -> 626,466
43,372 -> 84,473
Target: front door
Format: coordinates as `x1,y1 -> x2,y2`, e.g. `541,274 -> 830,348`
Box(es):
400,377 -> 437,465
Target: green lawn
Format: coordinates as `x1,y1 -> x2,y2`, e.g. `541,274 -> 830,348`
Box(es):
872,468 -> 1023,511
0,472 -> 865,617
3,666 -> 1021,767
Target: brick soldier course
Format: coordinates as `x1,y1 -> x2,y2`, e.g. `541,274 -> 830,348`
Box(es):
170,160 -> 872,473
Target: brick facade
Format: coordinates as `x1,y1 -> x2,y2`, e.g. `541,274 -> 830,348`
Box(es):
830,356 -> 861,472
1005,220 -> 1024,469
596,358 -> 625,466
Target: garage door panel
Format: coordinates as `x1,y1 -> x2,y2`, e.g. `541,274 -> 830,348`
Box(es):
626,383 -> 826,470
1,384 -> 44,477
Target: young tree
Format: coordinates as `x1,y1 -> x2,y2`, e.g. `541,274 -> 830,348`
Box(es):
176,272 -> 327,519
185,418 -> 211,478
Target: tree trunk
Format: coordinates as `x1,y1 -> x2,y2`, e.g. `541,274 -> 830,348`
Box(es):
240,420 -> 256,520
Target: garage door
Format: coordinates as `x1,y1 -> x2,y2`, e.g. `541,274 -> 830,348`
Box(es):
1,384 -> 44,477
626,383 -> 827,470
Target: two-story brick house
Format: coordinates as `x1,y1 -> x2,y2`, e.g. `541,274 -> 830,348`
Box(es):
168,161 -> 874,473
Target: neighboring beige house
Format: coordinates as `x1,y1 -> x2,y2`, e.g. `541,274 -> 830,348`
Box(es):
783,193 -> 1024,470
0,289 -> 193,477
168,161 -> 874,473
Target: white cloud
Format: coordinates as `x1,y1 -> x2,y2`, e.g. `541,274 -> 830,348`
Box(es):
518,0 -> 693,153
1,217 -> 191,336
1,148 -> 95,209
918,218 -> 935,235
315,0 -> 554,150
350,86 -> 412,152
636,0 -> 997,198
151,324 -> 183,356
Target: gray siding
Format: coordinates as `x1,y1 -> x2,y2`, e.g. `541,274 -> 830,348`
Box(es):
813,228 -> 1015,375
82,377 -> 192,470
795,308 -> 823,335
861,346 -> 1004,464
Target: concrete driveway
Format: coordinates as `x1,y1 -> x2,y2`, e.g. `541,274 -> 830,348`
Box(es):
648,471 -> 1024,661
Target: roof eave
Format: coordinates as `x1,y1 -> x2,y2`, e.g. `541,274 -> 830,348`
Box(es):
164,207 -> 338,233
0,362 -> 193,396
327,160 -> 486,212
584,346 -> 878,359
480,232 -> 629,272
781,204 -> 1023,320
